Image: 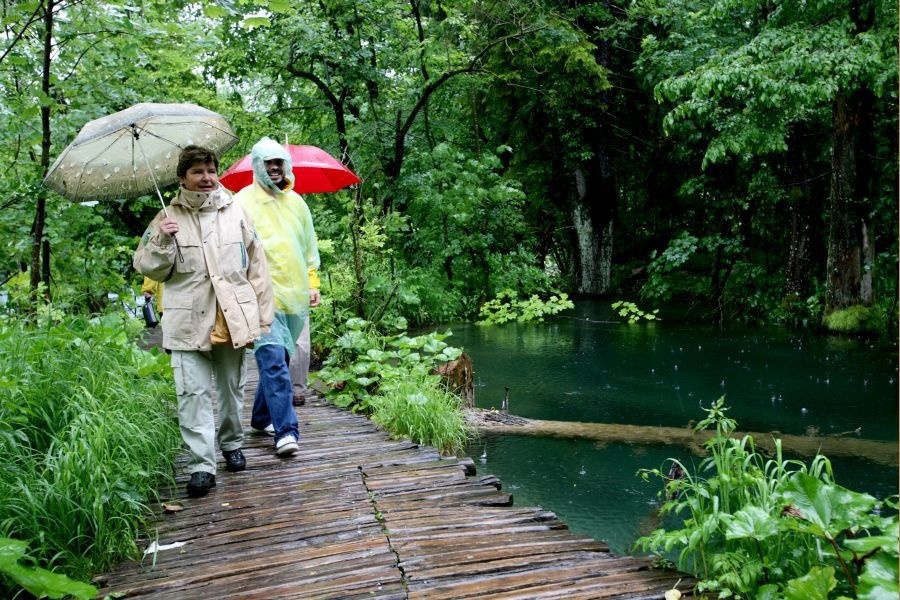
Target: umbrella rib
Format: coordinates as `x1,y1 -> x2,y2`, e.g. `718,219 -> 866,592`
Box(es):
136,118 -> 236,150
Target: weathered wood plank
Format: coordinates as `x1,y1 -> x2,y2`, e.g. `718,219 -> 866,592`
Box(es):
96,357 -> 694,599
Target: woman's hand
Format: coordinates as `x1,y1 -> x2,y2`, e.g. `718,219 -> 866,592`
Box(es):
159,217 -> 179,238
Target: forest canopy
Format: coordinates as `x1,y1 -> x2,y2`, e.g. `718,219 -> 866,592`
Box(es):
2,0 -> 896,336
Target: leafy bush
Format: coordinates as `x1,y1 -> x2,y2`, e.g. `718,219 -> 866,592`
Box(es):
315,316 -> 470,454
823,305 -> 878,334
635,397 -> 898,599
0,314 -> 180,592
477,289 -> 574,325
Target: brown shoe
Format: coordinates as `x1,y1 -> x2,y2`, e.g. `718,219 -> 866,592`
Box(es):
292,388 -> 315,406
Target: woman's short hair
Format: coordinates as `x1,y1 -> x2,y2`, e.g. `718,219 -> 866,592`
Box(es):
176,145 -> 219,178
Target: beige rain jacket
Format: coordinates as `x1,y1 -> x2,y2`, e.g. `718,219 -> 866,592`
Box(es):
133,185 -> 274,351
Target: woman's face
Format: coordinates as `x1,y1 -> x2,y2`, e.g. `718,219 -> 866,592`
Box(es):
179,161 -> 218,193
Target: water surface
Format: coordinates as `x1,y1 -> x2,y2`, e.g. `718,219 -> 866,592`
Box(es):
453,301 -> 899,553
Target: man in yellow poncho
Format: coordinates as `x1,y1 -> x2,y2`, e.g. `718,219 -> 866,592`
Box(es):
233,137 -> 321,457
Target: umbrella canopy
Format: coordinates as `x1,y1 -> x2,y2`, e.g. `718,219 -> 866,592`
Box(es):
219,144 -> 361,194
44,102 -> 238,204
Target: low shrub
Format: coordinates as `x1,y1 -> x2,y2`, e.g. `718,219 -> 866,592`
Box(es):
635,396 -> 898,599
315,316 -> 470,454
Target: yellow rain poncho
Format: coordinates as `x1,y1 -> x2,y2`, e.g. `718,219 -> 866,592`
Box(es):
234,137 -> 320,353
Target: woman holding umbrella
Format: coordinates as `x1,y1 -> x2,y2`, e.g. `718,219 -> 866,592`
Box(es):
133,145 -> 274,498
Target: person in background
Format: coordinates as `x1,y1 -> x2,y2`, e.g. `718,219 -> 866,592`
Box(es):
133,145 -> 274,497
233,137 -> 321,457
141,276 -> 164,316
289,274 -> 318,406
140,276 -> 164,329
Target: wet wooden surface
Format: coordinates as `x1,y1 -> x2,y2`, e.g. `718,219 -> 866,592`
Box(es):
97,337 -> 693,599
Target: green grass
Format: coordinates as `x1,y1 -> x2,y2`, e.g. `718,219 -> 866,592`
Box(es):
0,313 -> 180,593
370,369 -> 470,455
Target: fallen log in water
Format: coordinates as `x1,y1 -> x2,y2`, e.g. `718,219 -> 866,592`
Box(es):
465,409 -> 898,467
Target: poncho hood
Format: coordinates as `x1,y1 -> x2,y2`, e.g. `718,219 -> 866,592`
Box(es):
251,137 -> 294,194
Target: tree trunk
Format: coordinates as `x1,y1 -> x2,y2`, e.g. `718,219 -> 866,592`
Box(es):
350,187 -> 365,318
31,0 -> 53,301
571,161 -> 614,296
783,125 -> 825,305
824,0 -> 876,315
569,1 -> 615,297
825,88 -> 875,313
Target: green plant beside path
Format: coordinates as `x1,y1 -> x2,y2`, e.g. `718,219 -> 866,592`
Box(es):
0,537 -> 96,599
635,397 -> 898,599
316,317 -> 470,454
0,314 -> 180,595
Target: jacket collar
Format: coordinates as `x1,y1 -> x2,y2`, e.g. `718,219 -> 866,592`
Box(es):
171,185 -> 232,211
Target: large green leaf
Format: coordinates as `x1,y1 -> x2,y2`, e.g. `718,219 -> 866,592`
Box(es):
783,566 -> 836,600
724,505 -> 779,540
0,538 -> 96,600
856,553 -> 900,600
778,472 -> 878,538
843,518 -> 899,556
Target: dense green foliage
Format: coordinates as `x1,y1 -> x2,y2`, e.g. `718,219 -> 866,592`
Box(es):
370,369 -> 470,456
0,0 -> 895,592
636,397 -> 899,599
0,314 -> 180,590
0,0 -> 894,334
315,317 -> 470,454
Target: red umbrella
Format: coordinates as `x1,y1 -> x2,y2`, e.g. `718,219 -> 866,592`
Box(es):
219,144 -> 361,193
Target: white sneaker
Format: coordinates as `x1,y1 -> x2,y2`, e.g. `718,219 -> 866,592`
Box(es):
275,435 -> 299,457
252,424 -> 275,436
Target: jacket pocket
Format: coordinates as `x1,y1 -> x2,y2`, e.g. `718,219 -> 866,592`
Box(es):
173,232 -> 203,274
234,283 -> 260,339
218,228 -> 247,275
161,293 -> 195,346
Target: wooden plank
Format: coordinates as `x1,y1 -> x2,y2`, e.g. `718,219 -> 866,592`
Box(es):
97,358 -> 694,598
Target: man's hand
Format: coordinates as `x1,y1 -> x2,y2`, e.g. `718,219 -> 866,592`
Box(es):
309,288 -> 321,308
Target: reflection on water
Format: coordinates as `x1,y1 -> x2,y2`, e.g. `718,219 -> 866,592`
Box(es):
453,301 -> 899,554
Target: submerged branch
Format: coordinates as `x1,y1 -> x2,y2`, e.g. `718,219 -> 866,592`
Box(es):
465,409 -> 898,467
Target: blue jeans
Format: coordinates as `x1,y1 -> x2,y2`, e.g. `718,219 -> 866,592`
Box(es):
250,344 -> 299,444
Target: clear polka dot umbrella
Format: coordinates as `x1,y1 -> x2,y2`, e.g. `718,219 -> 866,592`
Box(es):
43,102 -> 237,210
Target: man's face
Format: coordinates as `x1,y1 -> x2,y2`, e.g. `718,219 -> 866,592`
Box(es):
265,158 -> 285,185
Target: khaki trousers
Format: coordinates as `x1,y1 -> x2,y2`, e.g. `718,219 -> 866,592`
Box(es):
171,346 -> 246,474
289,316 -> 310,392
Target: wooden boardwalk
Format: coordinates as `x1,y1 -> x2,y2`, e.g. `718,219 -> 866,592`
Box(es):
97,345 -> 693,599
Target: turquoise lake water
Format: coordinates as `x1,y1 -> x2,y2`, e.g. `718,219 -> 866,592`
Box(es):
453,301 -> 899,553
